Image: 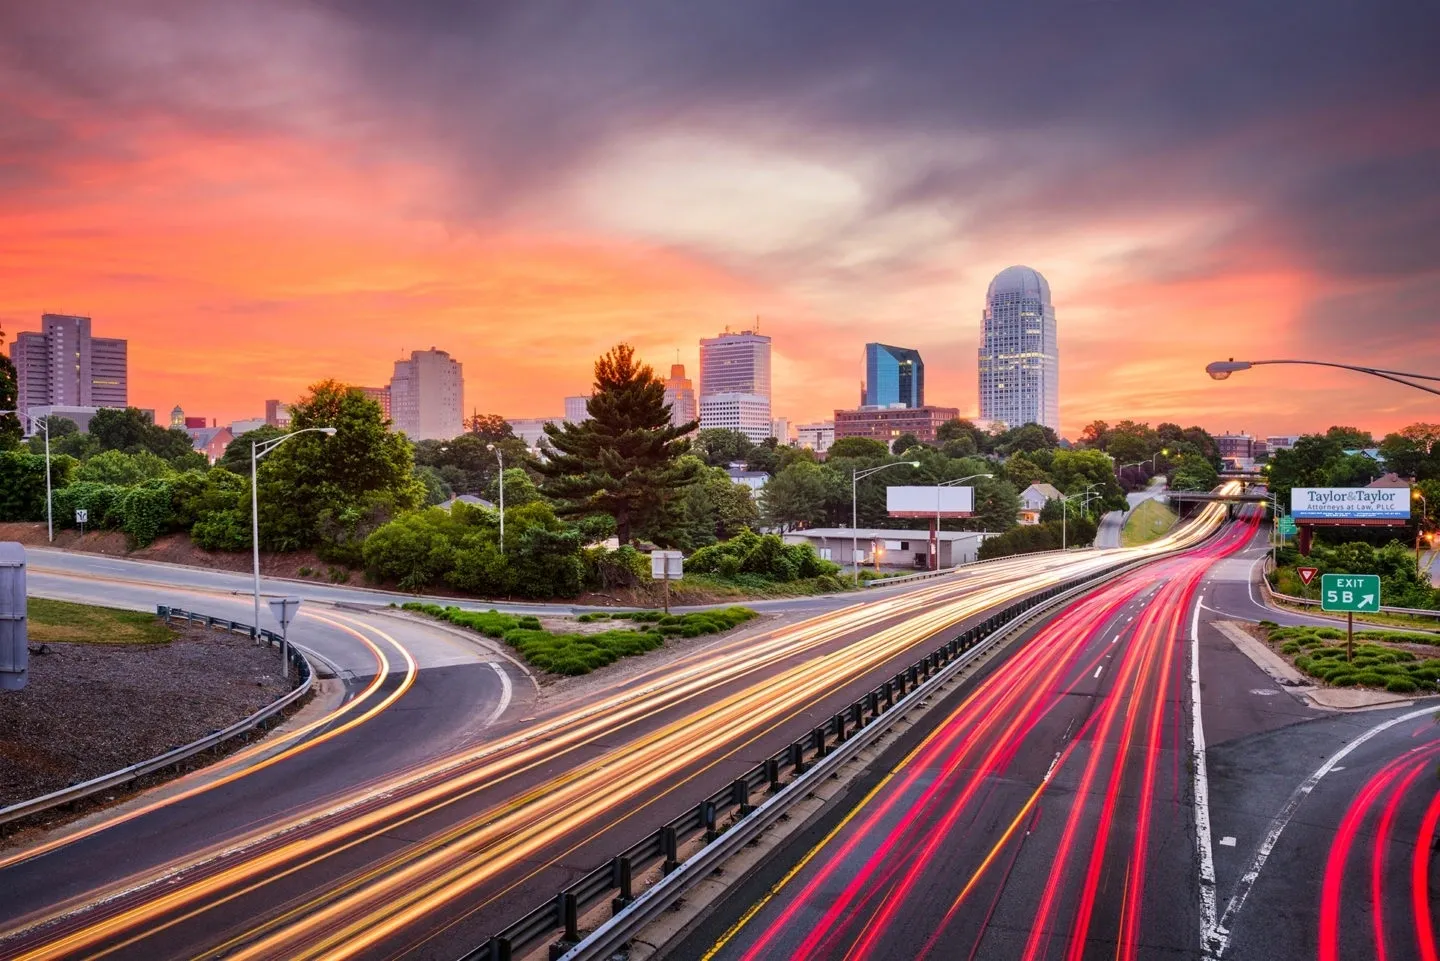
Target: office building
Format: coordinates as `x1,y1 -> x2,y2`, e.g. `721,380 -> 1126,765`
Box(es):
978,266 -> 1059,432
359,386 -> 391,420
184,416 -> 207,429
265,400 -> 293,428
1267,435 -> 1301,451
796,420 -> 835,454
389,348 -> 464,441
564,394 -> 591,423
9,313 -> 127,413
1217,432 -> 1255,468
771,417 -> 792,444
863,344 -> 924,408
230,417 -> 266,435
662,364 -> 697,430
507,416 -> 562,448
834,405 -> 960,447
699,329 -> 772,444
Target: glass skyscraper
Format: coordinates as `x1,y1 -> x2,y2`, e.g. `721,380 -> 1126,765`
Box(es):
978,265 -> 1059,432
863,343 -> 924,408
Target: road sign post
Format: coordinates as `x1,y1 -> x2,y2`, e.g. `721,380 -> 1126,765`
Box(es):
651,551 -> 683,614
75,508 -> 88,536
1320,573 -> 1381,661
267,595 -> 302,680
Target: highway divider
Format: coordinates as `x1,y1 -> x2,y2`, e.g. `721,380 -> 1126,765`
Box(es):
456,542 -> 1208,961
0,606 -> 312,828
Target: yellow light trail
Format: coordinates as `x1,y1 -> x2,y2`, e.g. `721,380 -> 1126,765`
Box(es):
2,500 -> 1232,960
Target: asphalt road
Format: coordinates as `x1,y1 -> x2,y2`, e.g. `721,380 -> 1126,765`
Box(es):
0,520 -> 1229,960
678,514 -> 1440,961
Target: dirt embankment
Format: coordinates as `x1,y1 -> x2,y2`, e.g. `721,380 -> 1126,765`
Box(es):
0,624 -> 293,811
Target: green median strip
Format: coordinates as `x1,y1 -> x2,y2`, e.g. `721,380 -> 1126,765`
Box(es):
1120,498 -> 1179,547
27,597 -> 176,646
401,603 -> 757,676
1262,622 -> 1440,694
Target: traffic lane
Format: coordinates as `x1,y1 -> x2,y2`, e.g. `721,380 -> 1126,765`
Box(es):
699,570 -> 1183,960
0,659 -> 509,929
0,565 -> 1080,960
1214,705 -> 1440,961
1193,604 -> 1321,748
110,581 -> 1109,961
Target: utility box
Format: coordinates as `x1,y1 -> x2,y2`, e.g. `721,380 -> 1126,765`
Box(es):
0,542 -> 27,691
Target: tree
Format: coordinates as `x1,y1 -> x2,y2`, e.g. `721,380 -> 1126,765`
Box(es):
891,432 -> 921,455
485,466 -> 543,507
677,461 -> 760,547
75,449 -> 172,485
1171,453 -> 1220,492
257,381 -> 423,552
217,425 -> 287,475
1325,426 -> 1374,449
967,478 -> 1022,533
1050,449 -> 1126,510
538,344 -> 700,544
694,428 -> 754,467
761,461 -> 830,531
0,354 -> 19,451
745,437 -> 782,474
414,465 -> 453,505
1077,420 -> 1110,449
466,413 -> 515,444
24,416 -> 79,456
994,423 -> 1059,455
827,437 -> 889,460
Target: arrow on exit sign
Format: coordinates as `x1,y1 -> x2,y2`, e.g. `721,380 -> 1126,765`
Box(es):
1297,567 -> 1319,586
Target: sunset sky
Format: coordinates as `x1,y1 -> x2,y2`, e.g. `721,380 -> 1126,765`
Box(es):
2,1 -> 1437,438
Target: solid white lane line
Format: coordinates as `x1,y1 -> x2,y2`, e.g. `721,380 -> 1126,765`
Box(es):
1093,665 -> 1104,679
1190,596 -> 1220,957
485,662 -> 514,726
1210,703 -> 1438,956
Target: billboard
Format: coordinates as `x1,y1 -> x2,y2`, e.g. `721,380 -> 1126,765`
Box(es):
1290,487 -> 1410,521
887,486 -> 975,518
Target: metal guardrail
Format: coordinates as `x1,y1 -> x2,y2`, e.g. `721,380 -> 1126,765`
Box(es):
864,546 -> 1096,590
1262,577 -> 1440,621
0,606 -> 312,827
457,544 -> 1193,961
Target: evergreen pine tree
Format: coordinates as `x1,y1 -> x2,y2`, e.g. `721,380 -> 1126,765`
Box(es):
540,344 -> 700,543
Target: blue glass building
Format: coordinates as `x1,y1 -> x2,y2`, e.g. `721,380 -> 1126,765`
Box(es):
863,343 -> 925,408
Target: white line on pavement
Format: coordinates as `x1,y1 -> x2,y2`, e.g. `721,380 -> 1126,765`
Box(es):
1210,703 -> 1438,956
1093,665 -> 1104,679
485,662 -> 513,726
1190,595 -> 1221,957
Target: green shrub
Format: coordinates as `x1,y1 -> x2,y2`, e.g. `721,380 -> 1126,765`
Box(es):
1385,677 -> 1419,694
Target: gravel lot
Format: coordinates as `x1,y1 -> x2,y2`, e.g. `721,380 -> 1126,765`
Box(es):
0,626 -> 293,807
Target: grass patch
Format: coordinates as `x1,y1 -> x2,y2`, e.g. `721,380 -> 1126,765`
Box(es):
403,603 -> 758,675
1121,498 -> 1179,547
1262,624 -> 1440,693
27,597 -> 176,646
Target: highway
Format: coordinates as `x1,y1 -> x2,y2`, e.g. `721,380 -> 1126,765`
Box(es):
678,511 -> 1440,961
0,510 -> 1230,960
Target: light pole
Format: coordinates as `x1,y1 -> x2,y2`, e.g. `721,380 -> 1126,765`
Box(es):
1061,484 -> 1102,550
251,427 -> 336,653
1117,449 -> 1169,481
852,460 -> 920,584
934,473 -> 992,571
1415,490 -> 1429,571
1206,358 -> 1440,397
1,410 -> 52,542
487,443 -> 505,554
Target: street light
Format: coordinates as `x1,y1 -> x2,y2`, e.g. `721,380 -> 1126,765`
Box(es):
1117,449 -> 1169,479
933,473 -> 992,571
1,409 -> 53,542
251,427 -> 336,667
1061,484 -> 1102,550
1206,358 -> 1440,397
486,443 -> 505,554
1415,489 -> 1429,571
852,460 -> 921,585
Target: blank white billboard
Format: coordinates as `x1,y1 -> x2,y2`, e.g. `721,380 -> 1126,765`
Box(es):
887,486 -> 975,517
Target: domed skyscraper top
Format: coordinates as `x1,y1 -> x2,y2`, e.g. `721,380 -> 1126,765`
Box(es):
978,266 -> 1059,433
985,265 -> 1052,305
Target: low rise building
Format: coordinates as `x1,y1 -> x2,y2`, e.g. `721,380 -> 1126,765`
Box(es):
186,425 -> 234,464
796,420 -> 835,454
833,405 -> 960,447
782,528 -> 991,569
1018,482 -> 1064,525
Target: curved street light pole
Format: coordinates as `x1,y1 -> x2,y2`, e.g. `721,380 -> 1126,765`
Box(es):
1206,359 -> 1440,397
1,410 -> 52,542
1416,490 -> 1429,571
1061,484 -> 1102,550
933,473 -> 992,570
251,427 -> 337,669
852,460 -> 920,585
487,444 -> 505,554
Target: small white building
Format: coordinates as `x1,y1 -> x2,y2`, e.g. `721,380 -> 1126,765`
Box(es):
1018,482 -> 1063,525
726,468 -> 769,491
783,528 -> 991,569
796,420 -> 835,454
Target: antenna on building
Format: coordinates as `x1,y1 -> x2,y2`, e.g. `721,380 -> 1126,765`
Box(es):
754,314 -> 760,333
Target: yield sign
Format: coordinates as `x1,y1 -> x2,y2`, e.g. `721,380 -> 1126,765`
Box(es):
1297,567 -> 1320,587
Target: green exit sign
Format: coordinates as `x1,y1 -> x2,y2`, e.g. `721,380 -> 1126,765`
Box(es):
1320,573 -> 1381,613
1278,516 -> 1297,535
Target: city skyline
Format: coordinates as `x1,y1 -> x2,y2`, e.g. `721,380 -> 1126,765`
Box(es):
1,4 -> 1436,437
